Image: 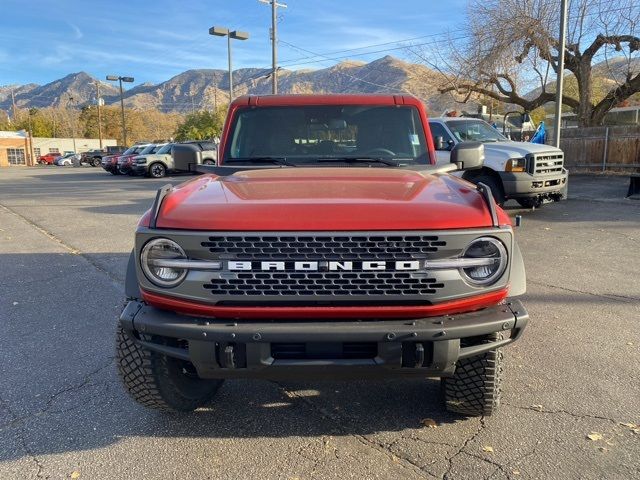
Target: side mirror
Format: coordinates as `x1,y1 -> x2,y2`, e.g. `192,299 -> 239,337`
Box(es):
450,141 -> 484,170
435,136 -> 445,150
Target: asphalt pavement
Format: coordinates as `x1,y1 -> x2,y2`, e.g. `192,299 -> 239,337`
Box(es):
0,167 -> 638,480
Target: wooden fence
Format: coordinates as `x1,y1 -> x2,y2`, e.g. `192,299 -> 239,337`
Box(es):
558,125 -> 640,171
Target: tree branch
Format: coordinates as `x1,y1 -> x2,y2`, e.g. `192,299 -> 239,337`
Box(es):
583,34 -> 640,59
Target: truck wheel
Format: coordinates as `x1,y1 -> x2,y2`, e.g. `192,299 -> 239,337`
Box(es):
202,159 -> 215,165
116,326 -> 224,412
149,162 -> 166,178
442,333 -> 503,416
92,158 -> 101,167
473,175 -> 505,207
516,198 -> 542,209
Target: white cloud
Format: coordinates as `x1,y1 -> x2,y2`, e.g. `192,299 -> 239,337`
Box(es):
67,22 -> 83,40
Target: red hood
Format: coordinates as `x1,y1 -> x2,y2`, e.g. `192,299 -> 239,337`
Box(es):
152,168 -> 510,230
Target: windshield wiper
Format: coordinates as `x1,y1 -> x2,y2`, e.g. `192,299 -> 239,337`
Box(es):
227,157 -> 298,167
317,156 -> 404,167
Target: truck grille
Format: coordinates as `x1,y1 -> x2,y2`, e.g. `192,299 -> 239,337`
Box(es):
201,234 -> 446,260
203,271 -> 444,297
529,153 -> 564,175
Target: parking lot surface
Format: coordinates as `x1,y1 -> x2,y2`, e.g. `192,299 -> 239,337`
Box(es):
1,168 -> 638,480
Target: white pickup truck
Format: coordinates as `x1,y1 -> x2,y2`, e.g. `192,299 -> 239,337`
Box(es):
428,117 -> 568,208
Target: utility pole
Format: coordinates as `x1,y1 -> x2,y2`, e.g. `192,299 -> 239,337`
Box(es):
94,81 -> 103,149
259,0 -> 286,94
10,89 -> 17,123
553,0 -> 568,148
68,95 -> 77,153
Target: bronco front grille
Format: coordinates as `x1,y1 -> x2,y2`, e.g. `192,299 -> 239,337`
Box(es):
529,153 -> 564,175
203,271 -> 445,297
201,234 -> 446,260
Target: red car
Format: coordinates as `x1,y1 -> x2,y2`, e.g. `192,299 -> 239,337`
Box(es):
38,152 -> 62,165
116,94 -> 528,417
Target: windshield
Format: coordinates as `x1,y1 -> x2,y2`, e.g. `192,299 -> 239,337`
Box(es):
138,144 -> 157,155
445,119 -> 507,143
156,143 -> 173,154
226,105 -> 428,165
122,146 -> 137,155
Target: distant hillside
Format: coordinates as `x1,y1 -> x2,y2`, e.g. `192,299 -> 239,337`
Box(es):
0,56 -> 459,114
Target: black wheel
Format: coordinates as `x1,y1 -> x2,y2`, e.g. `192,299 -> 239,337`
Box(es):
116,326 -> 224,412
92,158 -> 101,167
202,159 -> 215,165
472,175 -> 505,206
442,333 -> 503,416
149,162 -> 166,178
516,198 -> 542,209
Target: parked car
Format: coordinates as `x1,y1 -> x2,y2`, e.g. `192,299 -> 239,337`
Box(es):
116,93 -> 528,417
116,144 -> 152,175
81,146 -> 126,167
119,144 -> 161,175
38,152 -> 62,165
131,143 -> 175,178
102,145 -> 148,175
429,117 -> 568,208
54,153 -> 81,166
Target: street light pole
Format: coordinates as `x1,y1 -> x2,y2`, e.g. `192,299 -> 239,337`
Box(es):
259,0 -> 287,94
93,81 -> 103,149
209,27 -> 249,103
68,95 -> 77,153
553,0 -> 568,148
106,75 -> 134,146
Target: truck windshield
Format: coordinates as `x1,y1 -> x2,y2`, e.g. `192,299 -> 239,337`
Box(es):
226,105 -> 428,165
445,120 -> 507,143
156,143 -> 173,154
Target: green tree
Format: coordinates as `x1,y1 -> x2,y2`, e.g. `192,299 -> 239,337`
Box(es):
174,108 -> 225,141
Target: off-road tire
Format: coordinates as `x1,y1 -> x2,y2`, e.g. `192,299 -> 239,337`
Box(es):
149,162 -> 166,178
116,326 -> 224,412
473,175 -> 505,207
442,333 -> 503,416
516,197 -> 542,209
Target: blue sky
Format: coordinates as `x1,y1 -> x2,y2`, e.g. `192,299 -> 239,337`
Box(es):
0,0 -> 467,86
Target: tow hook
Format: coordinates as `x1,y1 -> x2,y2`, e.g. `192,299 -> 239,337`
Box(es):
414,343 -> 425,367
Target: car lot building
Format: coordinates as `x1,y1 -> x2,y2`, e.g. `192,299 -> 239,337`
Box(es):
0,130 -> 116,167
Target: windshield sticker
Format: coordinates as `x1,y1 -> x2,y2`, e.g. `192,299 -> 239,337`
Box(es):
409,134 -> 420,145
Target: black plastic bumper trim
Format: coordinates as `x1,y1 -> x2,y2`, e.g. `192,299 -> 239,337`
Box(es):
119,300 -> 528,379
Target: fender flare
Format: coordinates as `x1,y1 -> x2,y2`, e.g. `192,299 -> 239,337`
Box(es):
509,241 -> 527,297
125,250 -> 141,299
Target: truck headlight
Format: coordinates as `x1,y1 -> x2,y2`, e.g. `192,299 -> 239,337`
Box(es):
460,237 -> 507,286
140,238 -> 188,287
505,158 -> 527,172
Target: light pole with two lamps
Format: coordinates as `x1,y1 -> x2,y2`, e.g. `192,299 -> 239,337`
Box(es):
208,27 -> 249,102
105,75 -> 134,146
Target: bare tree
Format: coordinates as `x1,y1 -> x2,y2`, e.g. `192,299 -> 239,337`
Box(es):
432,0 -> 639,127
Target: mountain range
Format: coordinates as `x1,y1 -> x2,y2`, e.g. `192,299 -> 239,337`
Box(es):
0,56 -> 457,115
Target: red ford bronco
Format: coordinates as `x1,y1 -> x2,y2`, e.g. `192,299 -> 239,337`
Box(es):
116,94 -> 528,416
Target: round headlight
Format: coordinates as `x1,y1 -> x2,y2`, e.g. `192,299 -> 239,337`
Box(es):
141,238 -> 188,287
460,237 -> 507,286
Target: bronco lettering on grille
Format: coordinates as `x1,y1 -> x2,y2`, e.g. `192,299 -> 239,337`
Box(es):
228,260 -> 422,271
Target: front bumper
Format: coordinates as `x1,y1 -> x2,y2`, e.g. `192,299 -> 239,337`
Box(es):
119,299 -> 528,380
500,169 -> 568,199
131,164 -> 147,175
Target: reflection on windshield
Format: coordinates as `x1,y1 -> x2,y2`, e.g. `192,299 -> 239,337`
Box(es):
445,120 -> 506,143
226,105 -> 429,164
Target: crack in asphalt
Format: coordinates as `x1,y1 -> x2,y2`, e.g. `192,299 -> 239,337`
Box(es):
0,202 -> 124,293
528,279 -> 640,303
0,393 -> 45,478
275,383 -> 437,479
503,402 -> 627,426
442,417 -> 486,480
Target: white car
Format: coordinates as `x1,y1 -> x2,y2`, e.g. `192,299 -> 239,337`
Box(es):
131,143 -> 174,178
55,153 -> 81,166
428,117 -> 568,208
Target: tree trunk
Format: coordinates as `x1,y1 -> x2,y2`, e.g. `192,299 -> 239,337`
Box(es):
576,62 -> 595,127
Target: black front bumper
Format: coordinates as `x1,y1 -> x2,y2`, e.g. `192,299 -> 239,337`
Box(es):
119,300 -> 528,380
